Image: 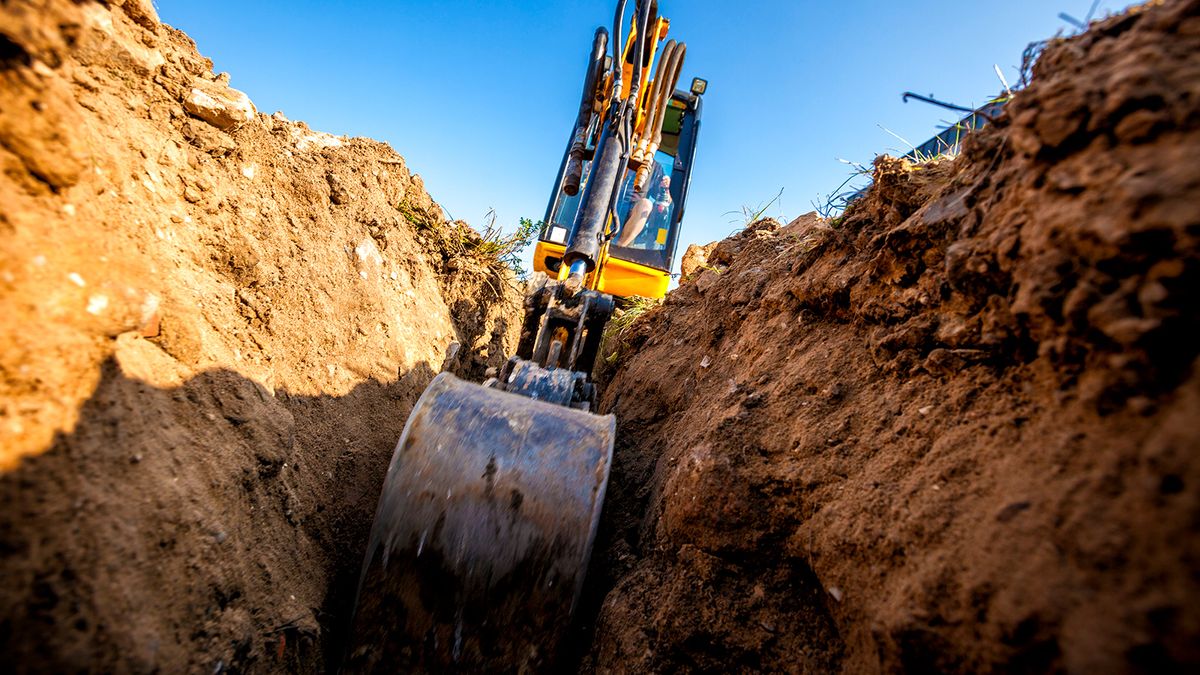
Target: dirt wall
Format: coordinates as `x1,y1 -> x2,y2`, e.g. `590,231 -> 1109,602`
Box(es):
584,2 -> 1200,672
0,1 -> 521,671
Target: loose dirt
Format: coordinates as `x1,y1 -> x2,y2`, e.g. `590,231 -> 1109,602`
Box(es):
583,2 -> 1200,672
0,1 -> 521,671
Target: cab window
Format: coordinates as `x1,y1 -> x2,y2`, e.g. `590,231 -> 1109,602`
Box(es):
613,152 -> 675,252
544,98 -> 690,272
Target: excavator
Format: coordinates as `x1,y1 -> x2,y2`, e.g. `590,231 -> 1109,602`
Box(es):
345,1 -> 704,671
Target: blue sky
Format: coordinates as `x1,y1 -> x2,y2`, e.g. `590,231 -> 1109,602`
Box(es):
157,0 -> 1137,273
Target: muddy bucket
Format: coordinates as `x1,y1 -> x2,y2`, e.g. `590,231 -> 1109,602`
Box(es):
345,372 -> 615,672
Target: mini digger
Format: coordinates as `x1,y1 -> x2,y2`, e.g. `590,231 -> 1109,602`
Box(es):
346,1 -> 705,671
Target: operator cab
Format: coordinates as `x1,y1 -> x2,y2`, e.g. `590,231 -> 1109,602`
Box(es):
534,88 -> 703,299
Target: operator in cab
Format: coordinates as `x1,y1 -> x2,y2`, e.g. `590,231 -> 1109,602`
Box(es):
618,160 -> 673,250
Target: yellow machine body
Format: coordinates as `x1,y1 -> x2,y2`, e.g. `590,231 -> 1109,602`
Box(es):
538,10 -> 701,302
533,240 -> 671,299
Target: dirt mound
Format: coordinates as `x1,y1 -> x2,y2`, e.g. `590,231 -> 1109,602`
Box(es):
0,1 -> 521,671
584,2 -> 1200,672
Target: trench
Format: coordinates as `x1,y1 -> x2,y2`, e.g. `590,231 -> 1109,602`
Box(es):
3,0 -> 1200,673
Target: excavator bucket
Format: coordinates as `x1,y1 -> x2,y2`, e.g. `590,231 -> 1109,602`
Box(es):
345,372 -> 615,673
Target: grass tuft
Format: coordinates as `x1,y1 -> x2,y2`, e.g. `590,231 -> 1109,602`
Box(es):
468,211 -> 540,279
604,296 -> 662,342
724,188 -> 784,228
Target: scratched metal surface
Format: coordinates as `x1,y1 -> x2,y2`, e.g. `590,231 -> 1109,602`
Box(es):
346,372 -> 615,673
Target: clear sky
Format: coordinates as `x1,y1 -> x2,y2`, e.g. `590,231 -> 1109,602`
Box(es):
156,0 -> 1138,273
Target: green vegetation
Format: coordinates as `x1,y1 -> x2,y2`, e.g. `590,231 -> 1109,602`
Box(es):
724,187 -> 784,228
472,212 -> 541,278
397,201 -> 435,230
877,125 -> 957,165
813,159 -> 871,219
405,200 -> 540,280
599,295 -> 663,370
604,296 -> 662,340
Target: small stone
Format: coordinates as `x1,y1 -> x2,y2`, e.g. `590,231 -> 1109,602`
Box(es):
680,241 -> 718,279
1128,396 -> 1156,416
996,500 -> 1032,522
295,130 -> 343,152
68,272 -> 85,287
1099,316 -> 1160,347
121,0 -> 160,31
1138,280 -> 1169,307
183,82 -> 256,131
180,120 -> 236,156
326,173 -> 349,205
1114,108 -> 1164,144
918,405 -> 933,415
828,586 -> 843,602
354,239 -> 384,268
699,355 -> 712,369
140,312 -> 161,338
86,295 -> 109,315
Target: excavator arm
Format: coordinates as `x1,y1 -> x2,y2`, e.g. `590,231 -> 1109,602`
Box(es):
344,3 -> 695,671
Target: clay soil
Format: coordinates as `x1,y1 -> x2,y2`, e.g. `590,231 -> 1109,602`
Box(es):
582,2 -> 1200,673
0,1 -> 521,671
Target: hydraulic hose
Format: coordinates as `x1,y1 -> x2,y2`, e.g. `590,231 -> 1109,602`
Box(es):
603,1 -> 654,240
635,40 -> 685,192
652,42 -> 685,148
610,0 -> 627,105
633,39 -> 676,163
564,27 -> 610,196
627,1 -> 653,106
562,0 -> 654,294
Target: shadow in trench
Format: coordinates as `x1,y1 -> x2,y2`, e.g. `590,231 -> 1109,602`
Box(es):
0,354 -> 437,674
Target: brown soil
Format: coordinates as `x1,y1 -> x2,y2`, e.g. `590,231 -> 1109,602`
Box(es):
0,1 -> 521,672
583,2 -> 1200,673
